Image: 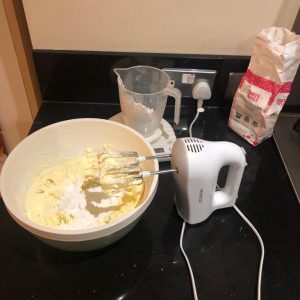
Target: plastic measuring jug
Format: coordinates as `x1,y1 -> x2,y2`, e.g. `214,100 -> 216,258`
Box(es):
114,65 -> 181,138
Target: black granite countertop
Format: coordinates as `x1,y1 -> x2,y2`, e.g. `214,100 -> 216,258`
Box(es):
1,102 -> 300,300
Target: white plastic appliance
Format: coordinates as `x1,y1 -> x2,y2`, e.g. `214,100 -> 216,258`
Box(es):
114,65 -> 181,138
171,137 -> 247,224
109,113 -> 176,161
112,65 -> 182,161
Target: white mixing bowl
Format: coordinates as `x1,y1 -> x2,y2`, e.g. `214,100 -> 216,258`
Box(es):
0,118 -> 158,251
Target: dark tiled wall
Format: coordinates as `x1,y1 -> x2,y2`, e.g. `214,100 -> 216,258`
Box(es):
33,50 -> 300,110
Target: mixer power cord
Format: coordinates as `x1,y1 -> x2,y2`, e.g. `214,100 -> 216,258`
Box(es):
180,221 -> 199,300
188,100 -> 204,138
233,205 -> 265,300
180,111 -> 265,300
180,208 -> 265,300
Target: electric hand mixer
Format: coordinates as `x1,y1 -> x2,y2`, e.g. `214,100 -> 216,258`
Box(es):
99,137 -> 262,300
100,137 -> 247,224
171,137 -> 246,224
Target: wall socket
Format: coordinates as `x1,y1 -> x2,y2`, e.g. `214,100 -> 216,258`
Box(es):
162,68 -> 217,98
224,72 -> 244,100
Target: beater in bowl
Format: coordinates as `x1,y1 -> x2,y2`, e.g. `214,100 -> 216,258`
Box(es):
98,151 -> 176,190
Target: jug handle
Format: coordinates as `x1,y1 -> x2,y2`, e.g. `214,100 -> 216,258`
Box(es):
164,87 -> 182,125
212,144 -> 247,210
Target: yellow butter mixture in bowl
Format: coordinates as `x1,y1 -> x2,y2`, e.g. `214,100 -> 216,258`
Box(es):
25,149 -> 144,230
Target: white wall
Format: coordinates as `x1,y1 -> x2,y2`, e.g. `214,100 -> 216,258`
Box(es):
23,0 -> 300,55
0,1 -> 33,152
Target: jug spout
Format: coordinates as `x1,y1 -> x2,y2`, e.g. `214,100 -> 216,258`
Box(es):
113,68 -> 124,77
113,67 -> 130,84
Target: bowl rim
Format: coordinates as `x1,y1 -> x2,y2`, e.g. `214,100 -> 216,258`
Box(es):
0,118 -> 159,241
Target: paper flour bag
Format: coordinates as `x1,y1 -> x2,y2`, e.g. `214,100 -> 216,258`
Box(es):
228,27 -> 300,146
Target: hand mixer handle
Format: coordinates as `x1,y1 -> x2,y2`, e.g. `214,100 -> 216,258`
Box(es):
212,143 -> 247,210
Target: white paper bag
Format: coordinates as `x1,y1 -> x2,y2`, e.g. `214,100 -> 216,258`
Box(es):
228,27 -> 300,146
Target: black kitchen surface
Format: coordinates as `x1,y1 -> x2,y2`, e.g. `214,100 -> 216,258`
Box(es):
1,102 -> 300,300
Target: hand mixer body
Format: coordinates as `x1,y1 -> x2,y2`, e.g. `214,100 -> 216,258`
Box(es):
171,138 -> 247,224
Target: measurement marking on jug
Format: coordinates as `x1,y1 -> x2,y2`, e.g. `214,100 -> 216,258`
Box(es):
199,188 -> 203,203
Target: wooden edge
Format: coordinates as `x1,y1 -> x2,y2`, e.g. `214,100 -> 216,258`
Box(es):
2,0 -> 41,118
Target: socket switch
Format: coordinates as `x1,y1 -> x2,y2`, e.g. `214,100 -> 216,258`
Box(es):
162,68 -> 217,98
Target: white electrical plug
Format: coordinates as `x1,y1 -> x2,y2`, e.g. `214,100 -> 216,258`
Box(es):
192,81 -> 211,111
192,81 -> 211,100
